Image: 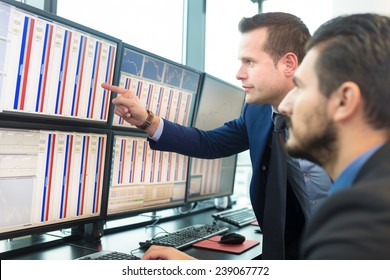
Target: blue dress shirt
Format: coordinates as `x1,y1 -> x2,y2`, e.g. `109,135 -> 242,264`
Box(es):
299,159 -> 331,212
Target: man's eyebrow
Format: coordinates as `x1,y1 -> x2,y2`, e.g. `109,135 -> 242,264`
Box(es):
238,55 -> 252,61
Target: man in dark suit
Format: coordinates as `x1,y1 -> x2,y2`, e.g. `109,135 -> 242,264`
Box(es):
103,13 -> 331,260
278,13 -> 390,259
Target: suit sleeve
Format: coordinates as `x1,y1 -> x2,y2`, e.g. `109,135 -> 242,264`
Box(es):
148,115 -> 249,159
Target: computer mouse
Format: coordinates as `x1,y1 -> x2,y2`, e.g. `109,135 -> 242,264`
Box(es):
219,232 -> 246,244
138,241 -> 152,250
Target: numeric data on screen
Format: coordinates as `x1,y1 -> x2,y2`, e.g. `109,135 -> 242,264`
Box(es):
113,47 -> 199,128
0,128 -> 106,234
0,3 -> 117,122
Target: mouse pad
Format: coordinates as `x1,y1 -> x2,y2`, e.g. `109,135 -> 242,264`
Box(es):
192,235 -> 260,254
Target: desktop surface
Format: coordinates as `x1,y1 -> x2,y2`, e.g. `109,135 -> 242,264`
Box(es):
3,207 -> 262,260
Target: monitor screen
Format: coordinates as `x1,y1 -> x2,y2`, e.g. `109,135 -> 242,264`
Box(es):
106,132 -> 188,218
112,44 -> 200,129
0,0 -> 119,124
0,126 -> 108,240
187,74 -> 245,202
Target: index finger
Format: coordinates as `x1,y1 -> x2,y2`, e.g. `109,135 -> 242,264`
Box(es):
101,83 -> 130,98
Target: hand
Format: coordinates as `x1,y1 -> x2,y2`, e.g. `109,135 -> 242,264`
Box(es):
141,245 -> 197,260
101,83 -> 148,127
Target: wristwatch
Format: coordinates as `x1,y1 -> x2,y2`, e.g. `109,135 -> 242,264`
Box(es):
136,110 -> 154,130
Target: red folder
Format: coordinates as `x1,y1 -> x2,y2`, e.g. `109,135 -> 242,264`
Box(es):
193,235 -> 260,254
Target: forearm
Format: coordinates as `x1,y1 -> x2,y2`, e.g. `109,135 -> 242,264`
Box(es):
149,119 -> 248,159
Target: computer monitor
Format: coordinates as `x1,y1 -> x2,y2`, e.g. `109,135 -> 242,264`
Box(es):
0,0 -> 120,125
112,43 -> 200,129
0,123 -> 110,240
187,74 -> 245,202
0,0 -> 116,241
106,43 -> 200,220
106,131 -> 188,219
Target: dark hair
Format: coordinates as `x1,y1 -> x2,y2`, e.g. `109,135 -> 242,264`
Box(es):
307,13 -> 390,130
238,12 -> 310,64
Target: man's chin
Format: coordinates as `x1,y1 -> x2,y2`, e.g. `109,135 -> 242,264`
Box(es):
244,95 -> 254,104
285,142 -> 321,165
285,143 -> 302,158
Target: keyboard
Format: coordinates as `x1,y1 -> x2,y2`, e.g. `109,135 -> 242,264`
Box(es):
139,223 -> 229,250
212,207 -> 257,227
77,251 -> 141,260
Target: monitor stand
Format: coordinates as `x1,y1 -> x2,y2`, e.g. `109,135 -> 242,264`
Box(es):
214,195 -> 232,210
149,211 -> 158,220
84,220 -> 105,243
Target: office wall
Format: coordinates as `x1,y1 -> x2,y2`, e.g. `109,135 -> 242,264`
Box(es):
263,0 -> 390,36
16,0 -> 44,9
204,1 -> 258,86
263,0 -> 332,34
57,0 -> 184,64
332,0 -> 390,16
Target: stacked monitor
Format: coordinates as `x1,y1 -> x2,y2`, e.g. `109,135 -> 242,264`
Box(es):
0,0 -> 244,242
187,74 -> 245,202
0,0 -> 119,240
112,45 -> 199,129
107,44 -> 201,219
0,124 -> 110,240
0,1 -> 118,126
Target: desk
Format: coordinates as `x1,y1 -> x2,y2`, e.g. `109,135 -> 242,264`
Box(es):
3,208 -> 262,260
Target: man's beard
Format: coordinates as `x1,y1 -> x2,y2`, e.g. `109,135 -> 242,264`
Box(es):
286,120 -> 338,168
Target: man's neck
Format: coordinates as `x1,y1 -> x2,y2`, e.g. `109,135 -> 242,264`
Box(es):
329,130 -> 388,180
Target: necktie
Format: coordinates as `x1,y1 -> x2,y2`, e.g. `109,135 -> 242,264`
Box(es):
262,113 -> 287,259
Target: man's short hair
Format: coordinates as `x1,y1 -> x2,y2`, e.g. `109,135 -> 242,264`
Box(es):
238,12 -> 310,64
307,14 -> 390,130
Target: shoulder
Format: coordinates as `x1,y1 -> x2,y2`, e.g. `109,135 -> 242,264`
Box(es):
242,103 -> 272,126
356,141 -> 390,181
242,103 -> 272,115
301,179 -> 390,259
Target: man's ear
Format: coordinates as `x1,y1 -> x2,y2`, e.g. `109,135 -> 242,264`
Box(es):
281,52 -> 299,78
331,81 -> 362,122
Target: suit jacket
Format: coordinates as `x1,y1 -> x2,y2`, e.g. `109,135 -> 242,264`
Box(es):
149,103 -> 310,259
301,141 -> 390,259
